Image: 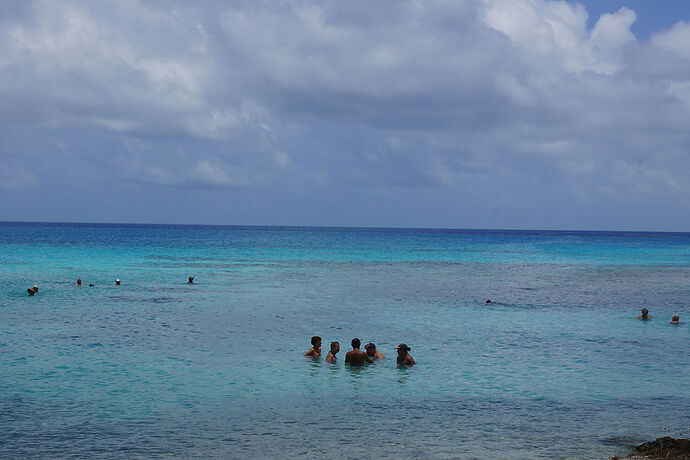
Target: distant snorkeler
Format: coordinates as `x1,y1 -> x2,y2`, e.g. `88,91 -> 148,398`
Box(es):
670,314 -> 680,325
326,341 -> 340,362
395,344 -> 415,365
188,276 -> 194,284
304,336 -> 322,357
115,279 -> 121,286
637,308 -> 653,320
364,342 -> 385,359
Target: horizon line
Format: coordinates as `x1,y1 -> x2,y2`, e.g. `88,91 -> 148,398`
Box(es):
1,220 -> 688,235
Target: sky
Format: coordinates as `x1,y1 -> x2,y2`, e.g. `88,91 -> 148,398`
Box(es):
1,0 -> 690,231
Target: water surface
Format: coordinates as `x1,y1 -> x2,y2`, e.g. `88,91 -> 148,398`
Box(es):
1,223 -> 689,458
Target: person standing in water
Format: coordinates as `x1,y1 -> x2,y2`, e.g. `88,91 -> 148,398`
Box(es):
364,342 -> 385,359
670,314 -> 680,325
395,344 -> 415,365
304,336 -> 322,357
326,342 -> 340,362
76,278 -> 82,286
115,279 -> 121,286
345,338 -> 373,365
637,308 -> 653,320
188,276 -> 194,284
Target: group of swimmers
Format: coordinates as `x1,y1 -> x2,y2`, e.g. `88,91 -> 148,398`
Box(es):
637,308 -> 681,324
27,276 -> 196,296
305,336 -> 415,365
25,282 -> 682,329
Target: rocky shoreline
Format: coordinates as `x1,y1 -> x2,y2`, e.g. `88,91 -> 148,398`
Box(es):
611,437 -> 690,459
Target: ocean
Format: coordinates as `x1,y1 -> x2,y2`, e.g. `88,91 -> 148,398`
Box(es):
1,222 -> 689,459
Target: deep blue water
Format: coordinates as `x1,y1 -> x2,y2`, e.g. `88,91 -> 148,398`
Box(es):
1,222 -> 689,459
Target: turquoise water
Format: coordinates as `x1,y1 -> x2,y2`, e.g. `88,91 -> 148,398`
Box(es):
1,223 -> 689,459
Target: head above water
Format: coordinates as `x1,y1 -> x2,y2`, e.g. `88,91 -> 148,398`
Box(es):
77,278 -> 82,285
115,279 -> 120,285
330,341 -> 340,353
672,313 -> 680,321
311,336 -> 321,347
351,338 -> 361,349
188,276 -> 194,283
364,342 -> 376,356
641,308 -> 649,317
395,344 -> 411,355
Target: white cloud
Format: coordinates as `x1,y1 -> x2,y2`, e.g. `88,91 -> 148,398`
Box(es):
1,0 -> 690,228
650,21 -> 690,58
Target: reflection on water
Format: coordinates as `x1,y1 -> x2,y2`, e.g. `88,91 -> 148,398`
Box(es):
308,357 -> 322,378
396,364 -> 415,384
344,363 -> 375,381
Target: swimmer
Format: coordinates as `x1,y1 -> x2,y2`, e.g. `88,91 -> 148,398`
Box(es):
27,287 -> 35,296
304,336 -> 322,357
395,344 -> 415,365
364,342 -> 385,359
115,279 -> 121,286
326,341 -> 340,362
670,314 -> 680,325
88,284 -> 94,287
636,308 -> 653,320
345,338 -> 373,365
33,285 -> 39,293
486,299 -> 492,304
76,278 -> 82,286
188,276 -> 194,284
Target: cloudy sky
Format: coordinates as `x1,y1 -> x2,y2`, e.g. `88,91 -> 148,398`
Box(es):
1,0 -> 690,230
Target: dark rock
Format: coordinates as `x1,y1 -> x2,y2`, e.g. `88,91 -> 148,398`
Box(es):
634,436 -> 690,459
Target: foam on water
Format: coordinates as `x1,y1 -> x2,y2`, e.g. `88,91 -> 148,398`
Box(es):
1,223 -> 689,458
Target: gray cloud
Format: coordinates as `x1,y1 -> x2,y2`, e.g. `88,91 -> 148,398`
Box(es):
1,0 -> 689,229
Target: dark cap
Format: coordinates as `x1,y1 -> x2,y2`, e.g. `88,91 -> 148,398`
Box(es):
395,343 -> 410,351
364,342 -> 375,350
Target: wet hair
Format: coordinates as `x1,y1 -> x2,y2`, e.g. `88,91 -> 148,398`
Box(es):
330,341 -> 339,351
365,343 -> 376,356
351,337 -> 361,349
672,314 -> 680,321
311,336 -> 321,346
642,308 -> 649,314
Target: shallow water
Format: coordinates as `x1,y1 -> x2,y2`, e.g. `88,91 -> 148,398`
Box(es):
1,223 -> 689,458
